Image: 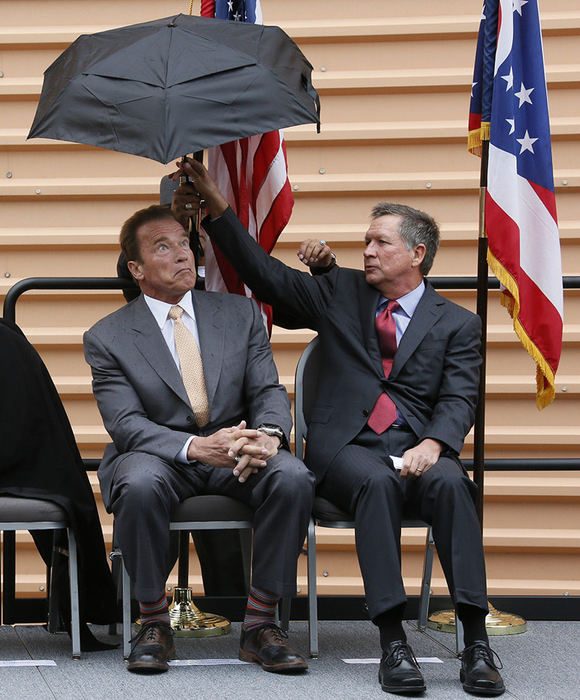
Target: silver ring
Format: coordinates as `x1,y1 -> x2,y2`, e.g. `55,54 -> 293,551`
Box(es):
234,455 -> 241,465
416,468 -> 423,473
184,202 -> 193,210
319,239 -> 326,246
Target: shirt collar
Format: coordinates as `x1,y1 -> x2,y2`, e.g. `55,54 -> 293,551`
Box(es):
143,291 -> 195,329
378,280 -> 425,317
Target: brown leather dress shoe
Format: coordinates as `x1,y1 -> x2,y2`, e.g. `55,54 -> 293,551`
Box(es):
127,622 -> 175,674
239,624 -> 308,673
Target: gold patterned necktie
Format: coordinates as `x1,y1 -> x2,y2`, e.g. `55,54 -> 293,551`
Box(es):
168,305 -> 210,427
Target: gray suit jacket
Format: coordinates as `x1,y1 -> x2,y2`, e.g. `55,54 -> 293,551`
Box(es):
84,290 -> 291,509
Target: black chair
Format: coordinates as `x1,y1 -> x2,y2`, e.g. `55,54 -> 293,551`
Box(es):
0,496 -> 81,659
294,337 -> 437,658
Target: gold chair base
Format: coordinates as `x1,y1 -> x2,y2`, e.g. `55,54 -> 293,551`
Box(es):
427,604 -> 527,636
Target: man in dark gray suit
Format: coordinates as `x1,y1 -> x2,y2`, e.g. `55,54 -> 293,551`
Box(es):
84,205 -> 314,675
172,158 -> 506,696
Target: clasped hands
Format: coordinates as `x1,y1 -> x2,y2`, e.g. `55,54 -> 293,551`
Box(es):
187,420 -> 280,483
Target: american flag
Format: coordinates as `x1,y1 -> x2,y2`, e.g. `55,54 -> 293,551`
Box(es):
200,0 -> 294,332
469,0 -> 563,408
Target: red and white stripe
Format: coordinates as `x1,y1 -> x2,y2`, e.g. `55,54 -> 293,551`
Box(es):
200,1 -> 293,332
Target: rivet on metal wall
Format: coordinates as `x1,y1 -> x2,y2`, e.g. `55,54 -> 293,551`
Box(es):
320,66 -> 327,72
4,272 -> 11,278
426,182 -> 432,189
293,184 -> 299,191
0,71 -> 4,78
322,570 -> 329,577
39,585 -> 45,592
35,189 -> 41,194
562,180 -> 568,186
6,172 -> 12,179
561,386 -> 568,392
319,168 -> 326,174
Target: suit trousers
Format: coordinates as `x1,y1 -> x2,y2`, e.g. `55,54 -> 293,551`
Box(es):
110,451 -> 315,602
317,425 -> 488,621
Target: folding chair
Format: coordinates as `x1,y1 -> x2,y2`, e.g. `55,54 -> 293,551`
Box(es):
294,337 -> 438,658
0,495 -> 81,659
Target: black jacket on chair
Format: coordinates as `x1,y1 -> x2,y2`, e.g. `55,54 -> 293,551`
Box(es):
0,319 -> 117,628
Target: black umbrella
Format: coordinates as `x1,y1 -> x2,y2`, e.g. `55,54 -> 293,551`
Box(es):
28,14 -> 320,164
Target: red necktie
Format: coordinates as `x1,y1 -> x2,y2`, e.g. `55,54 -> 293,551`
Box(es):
368,300 -> 400,434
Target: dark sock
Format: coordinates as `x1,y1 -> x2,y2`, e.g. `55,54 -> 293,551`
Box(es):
139,593 -> 170,626
457,603 -> 489,646
243,585 -> 278,631
374,603 -> 407,649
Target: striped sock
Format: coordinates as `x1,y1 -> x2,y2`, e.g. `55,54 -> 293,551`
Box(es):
139,594 -> 170,626
243,586 -> 279,631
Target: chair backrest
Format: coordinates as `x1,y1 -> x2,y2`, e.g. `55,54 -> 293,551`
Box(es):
294,336 -> 321,460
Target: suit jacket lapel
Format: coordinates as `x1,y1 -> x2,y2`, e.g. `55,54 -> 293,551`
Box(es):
391,282 -> 444,376
130,295 -> 191,408
192,289 -> 224,410
359,282 -> 383,375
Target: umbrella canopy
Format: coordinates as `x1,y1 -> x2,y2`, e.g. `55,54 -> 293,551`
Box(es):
28,14 -> 320,164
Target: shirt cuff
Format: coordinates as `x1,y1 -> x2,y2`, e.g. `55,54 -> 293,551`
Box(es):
178,435 -> 196,464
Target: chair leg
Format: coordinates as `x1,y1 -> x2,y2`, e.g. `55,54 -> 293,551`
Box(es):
455,608 -> 464,654
418,526 -> 435,631
307,518 -> 318,658
121,555 -> 132,659
279,597 -> 291,631
67,529 -> 81,660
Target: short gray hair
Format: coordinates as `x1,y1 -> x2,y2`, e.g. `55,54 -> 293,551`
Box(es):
371,202 -> 439,276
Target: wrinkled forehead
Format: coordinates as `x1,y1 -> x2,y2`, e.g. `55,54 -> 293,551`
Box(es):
137,217 -> 188,247
365,214 -> 403,240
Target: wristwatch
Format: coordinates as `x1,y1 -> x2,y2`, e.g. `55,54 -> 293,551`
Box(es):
257,424 -> 288,450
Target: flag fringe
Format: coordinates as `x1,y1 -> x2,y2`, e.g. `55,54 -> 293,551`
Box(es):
486,249 -> 556,409
468,122 -> 491,156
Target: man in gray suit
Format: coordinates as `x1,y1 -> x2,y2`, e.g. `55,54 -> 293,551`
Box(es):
84,205 -> 314,674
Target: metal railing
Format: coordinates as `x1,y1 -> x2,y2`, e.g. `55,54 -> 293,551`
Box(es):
3,275 -> 579,473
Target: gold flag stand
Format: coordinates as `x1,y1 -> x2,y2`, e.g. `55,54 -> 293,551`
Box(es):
428,604 -> 526,636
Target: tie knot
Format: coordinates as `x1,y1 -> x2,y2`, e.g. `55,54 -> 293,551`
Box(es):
168,305 -> 184,321
386,300 -> 400,314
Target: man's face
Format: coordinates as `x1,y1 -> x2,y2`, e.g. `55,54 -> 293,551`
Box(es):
128,218 -> 196,304
363,215 -> 423,293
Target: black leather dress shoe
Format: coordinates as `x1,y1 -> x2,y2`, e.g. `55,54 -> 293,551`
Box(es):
460,641 -> 505,696
127,622 -> 175,674
239,624 -> 308,673
379,641 -> 426,695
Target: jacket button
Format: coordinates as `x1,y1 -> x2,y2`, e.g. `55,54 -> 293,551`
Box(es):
362,409 -> 369,417
186,415 -> 193,423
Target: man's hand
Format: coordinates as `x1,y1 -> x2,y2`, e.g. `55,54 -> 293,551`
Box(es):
399,438 -> 443,479
297,239 -> 334,269
171,180 -> 201,228
187,421 -> 269,480
171,158 -> 229,220
230,430 -> 281,483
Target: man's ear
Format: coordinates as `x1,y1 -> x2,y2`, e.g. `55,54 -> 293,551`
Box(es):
127,260 -> 143,281
411,244 -> 426,268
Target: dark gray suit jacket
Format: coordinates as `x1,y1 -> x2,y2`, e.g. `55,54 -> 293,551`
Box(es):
204,208 -> 482,481
84,289 -> 292,509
